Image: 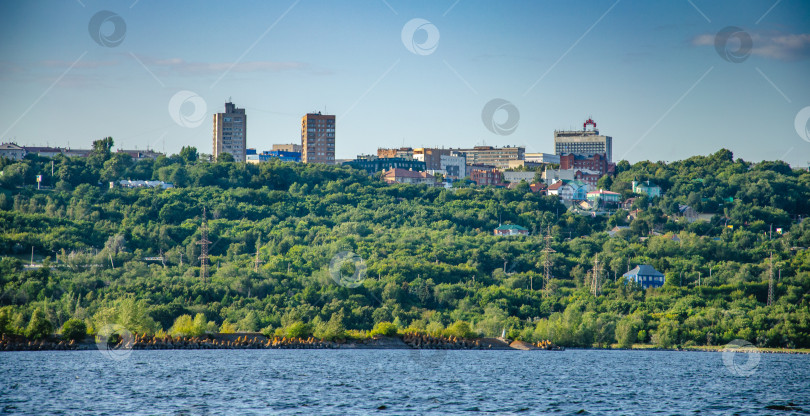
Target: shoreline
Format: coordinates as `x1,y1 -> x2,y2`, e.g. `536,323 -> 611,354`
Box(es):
2,333 -> 809,354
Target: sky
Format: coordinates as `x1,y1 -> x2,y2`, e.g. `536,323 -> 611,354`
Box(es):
1,0 -> 809,166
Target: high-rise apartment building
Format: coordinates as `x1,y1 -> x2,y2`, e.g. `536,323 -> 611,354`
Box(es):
213,101 -> 247,162
301,112 -> 335,164
554,118 -> 612,162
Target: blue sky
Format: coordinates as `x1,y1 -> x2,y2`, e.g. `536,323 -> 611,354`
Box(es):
1,0 -> 809,166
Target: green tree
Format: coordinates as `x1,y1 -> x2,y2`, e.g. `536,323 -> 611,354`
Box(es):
60,318 -> 87,342
26,308 -> 53,340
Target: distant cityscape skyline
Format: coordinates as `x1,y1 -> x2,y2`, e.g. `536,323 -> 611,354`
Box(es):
1,1 -> 809,166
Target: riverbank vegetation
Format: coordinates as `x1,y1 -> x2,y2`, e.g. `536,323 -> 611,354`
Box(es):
1,142 -> 809,349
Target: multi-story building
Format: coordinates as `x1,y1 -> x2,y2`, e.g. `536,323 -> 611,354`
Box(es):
247,150 -> 302,164
525,153 -> 560,164
272,143 -> 303,153
440,153 -> 466,179
117,149 -> 164,160
378,147 -> 414,159
0,143 -> 26,160
213,101 -> 247,162
454,146 -> 524,169
301,112 -> 335,164
560,153 -> 615,176
503,171 -> 537,183
413,148 -> 451,170
344,157 -> 425,174
470,169 -> 505,187
554,118 -> 612,162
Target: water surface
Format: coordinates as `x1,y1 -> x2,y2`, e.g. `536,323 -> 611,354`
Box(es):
1,349 -> 807,415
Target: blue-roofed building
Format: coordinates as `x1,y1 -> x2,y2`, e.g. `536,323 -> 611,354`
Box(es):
246,150 -> 302,164
623,264 -> 665,289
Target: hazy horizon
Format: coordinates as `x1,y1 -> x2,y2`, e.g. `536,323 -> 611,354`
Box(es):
1,0 -> 809,166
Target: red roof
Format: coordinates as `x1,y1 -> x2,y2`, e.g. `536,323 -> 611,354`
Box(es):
382,168 -> 431,179
547,182 -> 565,190
587,189 -> 620,196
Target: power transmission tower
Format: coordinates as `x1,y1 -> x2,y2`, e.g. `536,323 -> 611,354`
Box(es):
767,252 -> 774,306
590,253 -> 602,296
254,236 -> 263,272
197,207 -> 211,282
541,226 -> 556,297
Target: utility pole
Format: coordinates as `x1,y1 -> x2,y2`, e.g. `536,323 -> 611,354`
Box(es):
541,226 -> 556,297
197,207 -> 211,282
767,252 -> 774,306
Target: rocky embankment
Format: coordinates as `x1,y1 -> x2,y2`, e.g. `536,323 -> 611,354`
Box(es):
0,333 -> 561,352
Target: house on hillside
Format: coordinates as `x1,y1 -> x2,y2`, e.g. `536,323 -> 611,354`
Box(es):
623,264 -> 665,289
678,204 -> 699,223
547,180 -> 588,201
632,180 -> 661,197
494,224 -> 529,236
381,168 -> 436,185
586,189 -> 621,208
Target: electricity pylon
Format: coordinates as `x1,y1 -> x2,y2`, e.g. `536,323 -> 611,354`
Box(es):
197,207 -> 211,281
541,226 -> 555,297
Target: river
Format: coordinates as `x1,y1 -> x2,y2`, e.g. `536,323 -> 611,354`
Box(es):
1,348 -> 808,415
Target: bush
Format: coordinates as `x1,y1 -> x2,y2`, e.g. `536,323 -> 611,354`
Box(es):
444,320 -> 475,339
371,321 -> 398,337
169,313 -> 211,337
286,321 -> 313,338
61,318 -> 87,342
25,308 -> 53,340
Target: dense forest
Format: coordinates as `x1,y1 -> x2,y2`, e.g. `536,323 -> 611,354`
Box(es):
1,139 -> 809,348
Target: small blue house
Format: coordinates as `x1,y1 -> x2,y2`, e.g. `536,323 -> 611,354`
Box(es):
623,265 -> 665,289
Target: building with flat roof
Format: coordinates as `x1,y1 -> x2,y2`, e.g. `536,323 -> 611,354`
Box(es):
301,112 -> 335,164
413,148 -> 451,170
378,147 -> 414,159
554,118 -> 612,162
343,157 -> 425,174
525,153 -> 560,164
440,154 -> 466,179
213,101 -> 247,162
272,143 -> 302,153
117,149 -> 164,160
247,150 -> 301,164
454,146 -> 524,169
